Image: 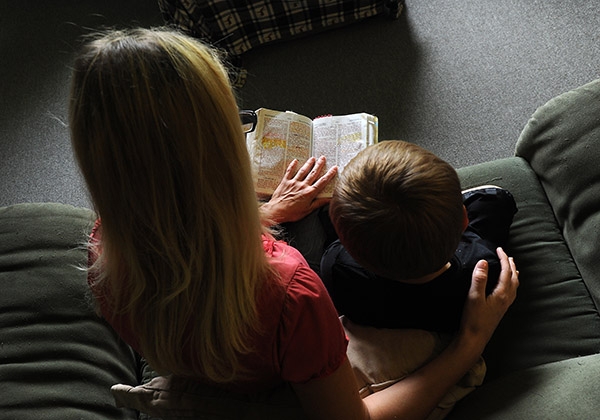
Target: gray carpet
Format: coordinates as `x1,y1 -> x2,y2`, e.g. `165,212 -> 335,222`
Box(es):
2,0 -> 599,208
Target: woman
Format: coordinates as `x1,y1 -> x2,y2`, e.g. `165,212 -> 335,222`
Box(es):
70,27 -> 518,419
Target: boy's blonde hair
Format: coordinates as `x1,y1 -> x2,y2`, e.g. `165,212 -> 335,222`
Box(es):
329,141 -> 465,280
70,28 -> 271,383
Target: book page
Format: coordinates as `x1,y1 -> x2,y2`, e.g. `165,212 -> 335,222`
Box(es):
312,113 -> 378,196
246,109 -> 313,196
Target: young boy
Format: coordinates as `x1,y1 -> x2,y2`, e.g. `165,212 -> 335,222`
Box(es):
320,140 -> 517,333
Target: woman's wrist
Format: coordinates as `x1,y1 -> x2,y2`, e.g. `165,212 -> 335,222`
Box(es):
450,329 -> 487,367
259,200 -> 284,226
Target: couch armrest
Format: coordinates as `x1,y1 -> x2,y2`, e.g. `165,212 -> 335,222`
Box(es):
516,78 -> 600,311
0,203 -> 140,419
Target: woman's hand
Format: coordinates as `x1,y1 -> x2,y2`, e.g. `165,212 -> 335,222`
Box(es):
260,156 -> 338,225
459,247 -> 519,353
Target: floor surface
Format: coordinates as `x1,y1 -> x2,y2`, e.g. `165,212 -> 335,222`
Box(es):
2,1 -> 599,208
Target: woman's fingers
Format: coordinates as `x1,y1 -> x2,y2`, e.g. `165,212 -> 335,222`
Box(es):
305,156 -> 327,183
284,159 -> 300,180
293,156 -> 316,181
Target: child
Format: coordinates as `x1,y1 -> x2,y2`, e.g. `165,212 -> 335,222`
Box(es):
321,140 -> 518,332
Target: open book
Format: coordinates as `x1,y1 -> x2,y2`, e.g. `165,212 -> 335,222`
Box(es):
246,108 -> 378,198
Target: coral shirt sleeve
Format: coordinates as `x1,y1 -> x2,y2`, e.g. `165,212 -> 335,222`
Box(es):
278,264 -> 349,384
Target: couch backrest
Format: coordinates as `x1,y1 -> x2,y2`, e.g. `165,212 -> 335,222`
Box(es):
516,78 -> 600,312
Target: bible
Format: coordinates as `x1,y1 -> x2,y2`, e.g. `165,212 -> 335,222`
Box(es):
246,108 -> 379,198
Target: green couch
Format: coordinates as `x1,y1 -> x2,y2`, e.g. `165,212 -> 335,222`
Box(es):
2,79 -> 600,419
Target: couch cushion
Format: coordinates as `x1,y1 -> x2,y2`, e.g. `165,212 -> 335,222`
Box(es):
516,78 -> 600,312
0,203 -> 140,419
457,157 -> 600,381
448,353 -> 600,419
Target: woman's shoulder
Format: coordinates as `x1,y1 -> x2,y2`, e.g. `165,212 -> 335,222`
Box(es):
260,234 -> 337,322
262,235 -> 314,282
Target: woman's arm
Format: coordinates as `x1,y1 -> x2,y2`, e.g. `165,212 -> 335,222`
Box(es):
293,248 -> 519,420
260,156 -> 337,225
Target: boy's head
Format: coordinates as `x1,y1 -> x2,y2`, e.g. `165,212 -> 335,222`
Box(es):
329,140 -> 466,282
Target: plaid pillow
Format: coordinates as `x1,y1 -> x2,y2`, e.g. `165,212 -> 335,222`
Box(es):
158,0 -> 404,85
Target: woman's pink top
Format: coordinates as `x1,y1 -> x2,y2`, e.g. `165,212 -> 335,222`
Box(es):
88,220 -> 348,391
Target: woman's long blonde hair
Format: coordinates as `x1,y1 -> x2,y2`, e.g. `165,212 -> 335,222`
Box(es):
69,28 -> 272,382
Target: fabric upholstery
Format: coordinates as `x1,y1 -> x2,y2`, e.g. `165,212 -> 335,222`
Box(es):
516,78 -> 600,312
0,203 -> 140,419
449,353 -> 600,419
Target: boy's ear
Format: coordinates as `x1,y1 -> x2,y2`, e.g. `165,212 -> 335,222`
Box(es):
462,205 -> 469,232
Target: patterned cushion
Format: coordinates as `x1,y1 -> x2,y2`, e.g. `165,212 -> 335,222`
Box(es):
158,0 -> 404,86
